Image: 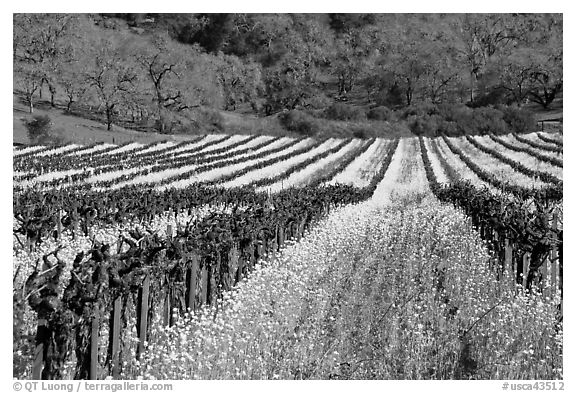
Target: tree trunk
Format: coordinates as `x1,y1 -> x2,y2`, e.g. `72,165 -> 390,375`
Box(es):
106,105 -> 113,131
469,72 -> 475,103
346,75 -> 354,93
157,104 -> 167,133
49,84 -> 57,108
66,98 -> 73,112
338,75 -> 346,95
28,94 -> 34,113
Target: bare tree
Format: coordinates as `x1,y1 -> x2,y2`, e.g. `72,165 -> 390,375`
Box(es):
13,14 -> 77,107
132,33 -> 193,132
14,62 -> 43,113
85,37 -> 138,131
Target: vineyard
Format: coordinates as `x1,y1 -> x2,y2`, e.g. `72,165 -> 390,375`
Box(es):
13,130 -> 563,380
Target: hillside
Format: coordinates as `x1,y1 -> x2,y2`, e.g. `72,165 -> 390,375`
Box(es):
13,13 -> 562,145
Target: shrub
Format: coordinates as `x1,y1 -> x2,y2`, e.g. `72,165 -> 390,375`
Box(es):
324,102 -> 366,121
374,83 -> 404,108
499,105 -> 537,134
306,93 -> 332,110
405,102 -> 533,136
367,106 -> 393,121
352,128 -> 367,139
407,114 -> 440,137
24,115 -> 64,145
468,87 -> 509,108
25,115 -> 52,142
400,102 -> 439,119
438,120 -> 461,137
304,108 -> 325,119
168,109 -> 224,134
198,109 -> 225,132
470,107 -> 508,135
437,103 -> 471,123
278,110 -> 319,137
434,104 -> 511,136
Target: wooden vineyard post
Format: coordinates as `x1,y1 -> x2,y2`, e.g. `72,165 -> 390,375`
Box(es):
257,240 -> 265,260
542,255 -> 549,296
32,318 -> 47,379
89,312 -> 100,379
228,245 -> 240,288
268,231 -> 278,256
167,224 -> 173,239
278,226 -> 285,249
236,252 -> 244,284
200,264 -> 208,306
550,213 -> 559,295
491,230 -> 498,275
57,210 -> 62,239
109,296 -> 122,379
208,254 -> 220,305
187,256 -> 199,312
26,236 -> 33,254
551,247 -> 558,295
293,221 -> 300,241
53,211 -> 62,240
248,242 -> 256,270
32,342 -> 43,379
522,253 -> 530,292
504,239 -> 513,288
297,219 -> 306,240
73,214 -> 79,237
163,288 -> 171,326
71,201 -> 79,238
137,276 -> 150,359
216,252 -> 222,300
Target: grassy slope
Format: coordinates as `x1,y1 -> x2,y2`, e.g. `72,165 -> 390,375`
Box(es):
13,88 -> 561,146
13,95 -> 206,145
14,95 -> 411,146
525,93 -> 563,123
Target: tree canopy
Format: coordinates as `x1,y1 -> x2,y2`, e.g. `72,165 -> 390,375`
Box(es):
13,13 -> 562,133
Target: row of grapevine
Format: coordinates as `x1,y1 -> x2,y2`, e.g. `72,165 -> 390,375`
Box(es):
295,138 -> 375,187
15,131 -> 562,195
490,135 -> 563,168
14,131 -> 562,380
441,136 -> 562,200
14,135 -> 251,189
420,136 -> 562,295
536,132 -> 562,147
464,136 -> 561,185
103,136 -> 289,190
249,139 -> 352,189
513,133 -> 563,154
16,129 -> 564,247
16,171 -> 396,379
428,137 -> 462,183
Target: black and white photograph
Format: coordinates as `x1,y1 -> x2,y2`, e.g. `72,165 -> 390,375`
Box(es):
9,6 -> 566,388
